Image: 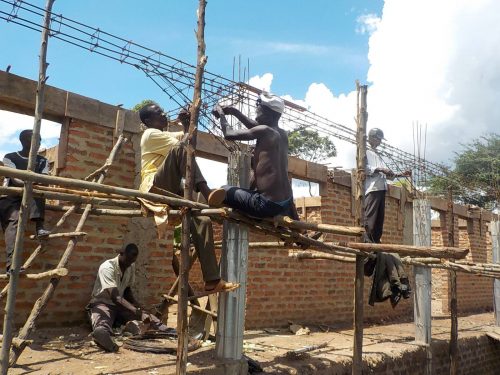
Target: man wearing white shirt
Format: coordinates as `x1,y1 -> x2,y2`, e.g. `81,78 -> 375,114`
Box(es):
364,128 -> 410,243
89,243 -> 171,352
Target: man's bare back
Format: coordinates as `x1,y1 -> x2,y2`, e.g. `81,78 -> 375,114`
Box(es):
253,127 -> 292,202
210,92 -> 298,220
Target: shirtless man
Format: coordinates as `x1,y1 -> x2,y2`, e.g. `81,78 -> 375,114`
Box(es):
210,92 -> 298,220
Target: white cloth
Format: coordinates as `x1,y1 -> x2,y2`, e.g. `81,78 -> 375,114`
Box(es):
90,256 -> 136,305
259,91 -> 284,114
365,146 -> 388,194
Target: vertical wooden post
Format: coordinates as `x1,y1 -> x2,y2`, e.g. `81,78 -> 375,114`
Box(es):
352,82 -> 368,375
413,199 -> 432,374
448,191 -> 458,375
0,1 -> 55,373
177,1 -> 207,374
216,151 -> 250,363
492,220 -> 500,326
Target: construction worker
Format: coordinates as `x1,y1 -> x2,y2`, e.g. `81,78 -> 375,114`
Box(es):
138,103 -> 238,295
364,128 -> 411,243
88,243 -> 171,352
210,92 -> 299,220
0,129 -> 51,274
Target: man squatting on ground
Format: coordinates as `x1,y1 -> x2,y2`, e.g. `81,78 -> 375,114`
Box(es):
138,103 -> 238,294
0,129 -> 51,273
89,244 -> 171,352
364,128 -> 411,243
209,92 -> 299,220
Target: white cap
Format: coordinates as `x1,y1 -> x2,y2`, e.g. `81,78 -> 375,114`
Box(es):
259,91 -> 285,114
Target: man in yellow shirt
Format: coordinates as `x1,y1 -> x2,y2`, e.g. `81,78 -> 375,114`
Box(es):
138,103 -> 237,294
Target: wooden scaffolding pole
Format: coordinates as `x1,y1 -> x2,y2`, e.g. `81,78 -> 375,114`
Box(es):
0,1 -> 55,373
448,191 -> 458,375
352,82 -> 368,375
8,135 -> 125,366
177,0 -> 207,373
0,166 -> 206,210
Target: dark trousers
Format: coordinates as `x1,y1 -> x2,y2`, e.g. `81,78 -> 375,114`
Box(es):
153,144 -> 219,282
0,196 -> 45,270
90,302 -> 168,334
222,185 -> 297,219
364,190 -> 385,243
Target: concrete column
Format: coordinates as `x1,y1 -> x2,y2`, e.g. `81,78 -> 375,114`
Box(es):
413,199 -> 432,374
216,151 -> 250,361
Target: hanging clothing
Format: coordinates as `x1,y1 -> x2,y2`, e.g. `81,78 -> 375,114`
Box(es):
366,252 -> 411,308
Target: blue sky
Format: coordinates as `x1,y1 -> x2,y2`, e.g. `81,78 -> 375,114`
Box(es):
1,0 -> 499,190
0,0 -> 381,109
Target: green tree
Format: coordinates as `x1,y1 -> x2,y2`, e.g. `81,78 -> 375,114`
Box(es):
287,125 -> 337,196
288,125 -> 337,162
427,133 -> 499,209
132,99 -> 156,112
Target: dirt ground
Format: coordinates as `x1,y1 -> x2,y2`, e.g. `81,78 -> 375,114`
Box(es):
8,312 -> 495,375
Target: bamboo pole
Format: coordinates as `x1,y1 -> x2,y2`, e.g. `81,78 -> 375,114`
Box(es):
9,134 -> 125,366
0,268 -> 68,280
177,1 -> 207,373
352,82 -> 367,375
0,1 -> 54,373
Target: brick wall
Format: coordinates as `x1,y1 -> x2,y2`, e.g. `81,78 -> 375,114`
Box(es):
431,212 -> 494,316
0,119 -> 173,326
0,116 -> 496,330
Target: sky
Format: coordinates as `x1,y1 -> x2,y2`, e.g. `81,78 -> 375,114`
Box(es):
0,0 -> 498,195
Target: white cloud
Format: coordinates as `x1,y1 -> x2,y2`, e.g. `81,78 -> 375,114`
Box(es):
0,110 -> 61,156
356,13 -> 381,35
365,0 -> 500,165
255,0 -> 500,172
248,73 -> 273,93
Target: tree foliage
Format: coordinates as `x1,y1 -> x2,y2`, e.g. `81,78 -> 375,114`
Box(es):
132,99 -> 157,112
288,125 -> 337,162
427,133 -> 499,208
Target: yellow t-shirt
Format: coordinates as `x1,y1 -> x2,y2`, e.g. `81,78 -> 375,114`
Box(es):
139,128 -> 184,193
